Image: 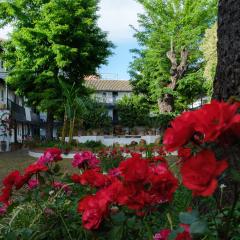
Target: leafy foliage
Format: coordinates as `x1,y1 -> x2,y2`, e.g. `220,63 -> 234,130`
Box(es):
201,22 -> 217,96
0,0 -> 113,114
129,0 -> 217,111
82,98 -> 112,131
117,95 -> 149,128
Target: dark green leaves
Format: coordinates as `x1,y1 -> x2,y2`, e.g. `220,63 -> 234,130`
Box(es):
179,210 -> 199,225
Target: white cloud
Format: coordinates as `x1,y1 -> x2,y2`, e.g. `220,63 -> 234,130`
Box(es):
98,0 -> 144,42
0,0 -> 144,42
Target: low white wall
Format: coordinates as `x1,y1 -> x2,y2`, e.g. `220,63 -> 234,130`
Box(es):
65,135 -> 159,146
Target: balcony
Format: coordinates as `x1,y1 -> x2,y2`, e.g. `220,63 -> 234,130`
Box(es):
8,100 -> 26,122
97,96 -> 120,106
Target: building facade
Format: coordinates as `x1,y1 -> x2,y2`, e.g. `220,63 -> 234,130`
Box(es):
0,59 -> 40,152
86,78 -> 132,124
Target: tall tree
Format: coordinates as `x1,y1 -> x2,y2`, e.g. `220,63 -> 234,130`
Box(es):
0,0 -> 113,139
130,0 -> 217,113
201,22 -> 217,96
213,0 -> 240,100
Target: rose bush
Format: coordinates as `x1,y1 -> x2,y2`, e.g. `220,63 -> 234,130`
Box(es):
0,100 -> 239,239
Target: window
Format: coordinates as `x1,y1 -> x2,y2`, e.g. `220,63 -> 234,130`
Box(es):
113,91 -> 118,97
112,92 -> 118,102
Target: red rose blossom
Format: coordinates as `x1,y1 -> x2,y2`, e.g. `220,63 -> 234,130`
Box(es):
175,231 -> 192,240
2,170 -> 20,188
78,193 -> 110,230
163,111 -> 196,151
76,169 -> 111,188
24,163 -> 48,177
153,229 -> 171,240
119,155 -> 150,183
181,150 -> 228,196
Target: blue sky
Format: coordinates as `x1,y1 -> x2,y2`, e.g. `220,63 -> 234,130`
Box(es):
0,0 -> 143,80
98,0 -> 143,80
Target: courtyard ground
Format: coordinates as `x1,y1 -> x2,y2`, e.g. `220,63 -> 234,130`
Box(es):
0,150 -> 75,182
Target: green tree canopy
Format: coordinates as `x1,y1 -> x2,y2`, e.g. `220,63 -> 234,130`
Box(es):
129,0 -> 217,112
117,95 -> 149,128
201,22 -> 217,96
0,0 -> 113,138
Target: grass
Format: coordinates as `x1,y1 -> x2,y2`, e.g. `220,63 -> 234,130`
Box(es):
0,150 -> 75,182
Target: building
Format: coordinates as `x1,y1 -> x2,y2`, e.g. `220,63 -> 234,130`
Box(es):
0,59 -> 40,152
86,78 -> 132,124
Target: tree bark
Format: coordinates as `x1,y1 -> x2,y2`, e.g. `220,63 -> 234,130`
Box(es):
46,110 -> 54,141
61,111 -> 67,144
158,47 -> 188,113
213,0 -> 240,100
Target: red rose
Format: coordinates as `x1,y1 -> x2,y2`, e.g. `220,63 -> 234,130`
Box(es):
163,101 -> 240,151
153,229 -> 171,240
24,163 -> 48,177
181,150 -> 228,196
71,174 -> 81,183
2,170 -> 20,187
194,100 -> 239,142
15,175 -> 30,190
148,164 -> 178,203
163,111 -> 196,151
78,194 -> 109,230
44,148 -> 62,162
119,155 -> 150,183
0,187 -> 11,204
178,147 -> 192,161
78,169 -> 111,188
152,156 -> 167,163
175,231 -> 192,240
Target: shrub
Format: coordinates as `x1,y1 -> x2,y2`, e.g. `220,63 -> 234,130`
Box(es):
0,100 -> 240,239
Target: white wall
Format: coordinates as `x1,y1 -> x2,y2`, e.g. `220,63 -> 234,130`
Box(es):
65,135 -> 159,146
95,91 -> 132,104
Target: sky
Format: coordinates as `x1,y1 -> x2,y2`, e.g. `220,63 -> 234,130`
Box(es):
0,0 -> 144,80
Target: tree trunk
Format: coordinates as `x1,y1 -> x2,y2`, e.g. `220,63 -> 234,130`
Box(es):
46,110 -> 54,141
61,111 -> 67,144
158,46 -> 188,113
213,0 -> 240,100
68,111 -> 76,145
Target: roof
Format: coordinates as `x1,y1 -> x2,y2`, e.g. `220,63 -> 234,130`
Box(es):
85,79 -> 133,92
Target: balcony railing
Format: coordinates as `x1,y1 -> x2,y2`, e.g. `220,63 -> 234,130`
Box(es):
8,100 -> 26,122
97,96 -> 121,104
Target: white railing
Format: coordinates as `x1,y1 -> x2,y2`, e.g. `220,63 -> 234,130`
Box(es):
97,96 -> 121,104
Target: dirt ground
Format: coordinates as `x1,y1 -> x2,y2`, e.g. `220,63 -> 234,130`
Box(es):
0,150 -> 74,182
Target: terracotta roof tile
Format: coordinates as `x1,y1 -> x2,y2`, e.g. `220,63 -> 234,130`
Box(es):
85,79 -> 132,92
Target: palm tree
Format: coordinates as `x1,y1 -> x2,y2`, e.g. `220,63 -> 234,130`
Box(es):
59,80 -> 88,145
213,0 -> 240,100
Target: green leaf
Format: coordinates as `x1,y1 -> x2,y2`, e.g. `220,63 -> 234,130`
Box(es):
230,169 -> 240,182
126,217 -> 136,228
168,230 -> 178,240
111,212 -> 126,224
190,220 -> 208,235
53,164 -> 61,174
107,226 -> 123,240
5,231 -> 17,240
179,210 -> 199,224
